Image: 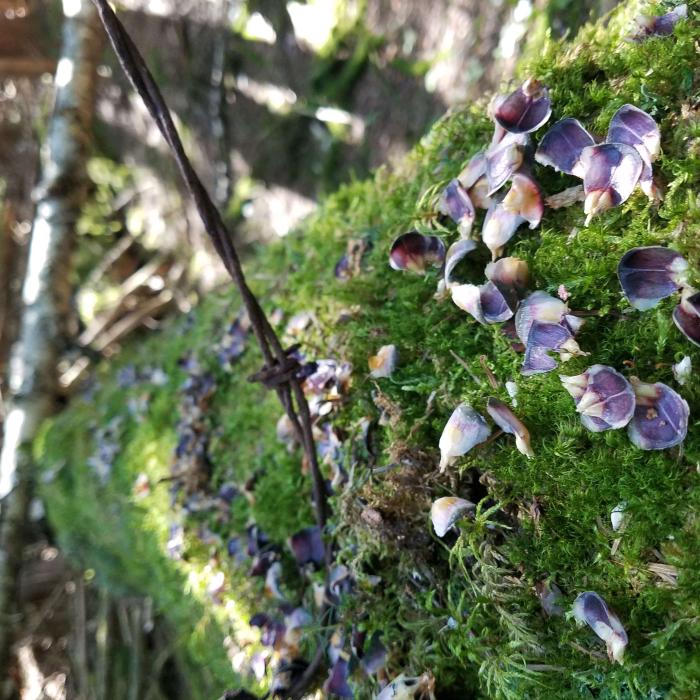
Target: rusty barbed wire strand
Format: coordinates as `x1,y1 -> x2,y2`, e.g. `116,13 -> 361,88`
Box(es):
89,1 -> 332,695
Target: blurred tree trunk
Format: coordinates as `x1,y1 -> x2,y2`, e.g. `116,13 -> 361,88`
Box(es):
0,0 -> 101,693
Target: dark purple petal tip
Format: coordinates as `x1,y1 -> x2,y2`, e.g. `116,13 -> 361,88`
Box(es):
572,591 -> 628,664
389,232 -> 446,273
581,143 -> 643,224
535,118 -> 596,177
288,526 -> 325,567
560,365 -> 635,432
494,78 -> 552,134
627,378 -> 689,450
673,288 -> 700,347
631,4 -> 687,40
618,246 -> 689,311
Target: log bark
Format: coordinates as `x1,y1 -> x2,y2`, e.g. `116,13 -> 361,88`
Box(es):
0,1 -> 101,692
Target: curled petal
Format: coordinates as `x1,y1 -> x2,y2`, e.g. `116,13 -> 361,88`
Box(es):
672,287 -> 700,346
324,658 -> 353,698
444,239 -> 478,288
486,131 -> 528,194
627,378 -> 689,450
618,246 -> 689,311
631,4 -> 687,39
486,397 -> 534,457
369,344 -> 399,378
458,151 -> 487,189
389,232 -> 446,273
560,365 -> 635,432
451,281 -> 516,325
535,580 -> 564,617
430,496 -> 475,537
572,591 -> 628,664
440,179 -> 476,238
673,355 -> 692,385
502,171 -> 544,228
438,403 -> 491,472
535,118 -> 596,177
515,291 -> 571,345
482,201 -> 526,260
485,256 -> 529,295
581,143 -> 643,224
376,673 -> 435,700
288,526 -> 325,568
494,78 -> 551,134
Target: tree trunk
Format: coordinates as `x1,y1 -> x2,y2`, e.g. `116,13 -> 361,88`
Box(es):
0,0 -> 101,693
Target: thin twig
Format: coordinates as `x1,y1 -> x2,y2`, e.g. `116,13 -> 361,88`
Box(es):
89,2 -> 332,694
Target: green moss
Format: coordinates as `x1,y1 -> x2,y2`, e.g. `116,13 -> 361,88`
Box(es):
35,1 -> 700,697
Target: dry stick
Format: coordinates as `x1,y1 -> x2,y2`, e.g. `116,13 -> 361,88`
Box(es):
89,1 -> 332,693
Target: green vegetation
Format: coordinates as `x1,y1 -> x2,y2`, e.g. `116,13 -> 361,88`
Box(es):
36,2 -> 700,698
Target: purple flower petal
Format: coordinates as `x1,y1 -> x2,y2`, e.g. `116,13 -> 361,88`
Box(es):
288,526 -> 325,568
444,239 -> 478,288
521,344 -> 559,376
581,143 -> 643,224
501,171 -> 544,228
560,365 -> 635,432
572,591 -> 628,664
607,104 -> 660,162
535,118 -> 596,177
535,580 -> 564,617
389,232 -> 446,273
430,496 -> 475,537
486,397 -> 534,457
323,658 -> 353,698
618,246 -> 689,311
672,287 -> 700,346
515,291 -> 571,345
494,78 -> 552,134
631,4 -> 687,39
451,281 -> 516,324
485,257 -> 529,295
438,404 -> 491,472
486,131 -> 528,194
440,179 -> 476,238
627,378 -> 689,450
482,200 -> 526,260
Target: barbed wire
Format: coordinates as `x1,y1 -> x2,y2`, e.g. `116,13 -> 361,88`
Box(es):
89,1 -> 332,696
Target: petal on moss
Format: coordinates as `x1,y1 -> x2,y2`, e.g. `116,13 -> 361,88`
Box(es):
581,143 -> 643,224
438,403 -> 491,472
440,179 -> 476,238
431,496 -> 475,537
572,591 -> 628,664
486,397 -> 534,457
482,201 -> 526,260
389,232 -> 446,273
535,118 -> 596,177
324,658 -> 353,698
672,287 -> 700,346
376,673 -> 435,700
630,4 -> 687,40
451,281 -> 516,324
494,78 -> 552,134
368,344 -> 399,378
521,344 -> 559,376
501,171 -> 544,228
444,238 -> 478,288
514,291 -> 571,345
607,104 -> 661,161
288,526 -> 325,568
618,246 -> 689,310
627,378 -> 689,450
485,130 -> 529,194
560,365 -> 635,432
485,256 -> 529,295
673,355 -> 692,385
458,151 -> 487,189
